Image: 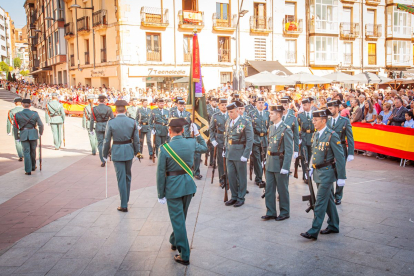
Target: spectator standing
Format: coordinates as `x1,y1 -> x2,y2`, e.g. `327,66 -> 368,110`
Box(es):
388,98 -> 408,126
379,102 -> 392,124
350,99 -> 363,123
361,100 -> 377,124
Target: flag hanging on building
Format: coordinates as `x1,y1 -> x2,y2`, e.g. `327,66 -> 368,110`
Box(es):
186,33 -> 209,140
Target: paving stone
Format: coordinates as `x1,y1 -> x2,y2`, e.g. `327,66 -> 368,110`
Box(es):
14,232 -> 55,249
0,247 -> 38,267
37,236 -> 79,253
209,258 -> 268,276
118,252 -> 157,271
13,252 -> 64,274
129,235 -> 164,252
138,221 -> 170,236
45,258 -> 90,276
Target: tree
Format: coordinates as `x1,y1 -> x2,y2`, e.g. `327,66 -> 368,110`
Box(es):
7,72 -> 12,81
20,70 -> 29,77
13,57 -> 22,69
0,61 -> 9,73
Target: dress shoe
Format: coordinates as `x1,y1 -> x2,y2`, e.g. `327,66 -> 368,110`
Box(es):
246,190 -> 249,194
303,179 -> 308,184
101,162 -> 106,167
32,166 -> 37,171
25,172 -> 31,175
300,232 -> 317,240
149,156 -> 153,160
335,199 -> 341,205
225,199 -> 237,206
171,245 -> 177,250
261,215 -> 277,221
54,148 -> 59,150
233,201 -> 244,207
275,215 -> 290,221
320,228 -> 339,235
174,254 -> 189,266
92,153 -> 96,156
18,157 -> 23,162
194,175 -> 202,180
117,207 -> 128,212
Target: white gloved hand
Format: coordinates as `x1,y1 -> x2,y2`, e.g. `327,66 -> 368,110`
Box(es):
337,179 -> 345,187
280,169 -> 289,174
89,131 -> 95,135
222,151 -> 225,157
240,156 -> 248,162
347,155 -> 354,162
309,168 -> 313,177
152,130 -> 156,135
293,152 -> 298,159
103,157 -> 108,162
212,140 -> 218,147
138,125 -> 142,130
16,139 -> 20,142
299,139 -> 302,145
191,123 -> 199,136
7,132 -> 11,136
158,197 -> 167,204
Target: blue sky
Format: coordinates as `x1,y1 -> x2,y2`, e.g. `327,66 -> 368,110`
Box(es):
1,1 -> 26,28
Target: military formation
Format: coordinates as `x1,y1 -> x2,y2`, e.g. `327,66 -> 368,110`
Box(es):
5,91 -> 355,266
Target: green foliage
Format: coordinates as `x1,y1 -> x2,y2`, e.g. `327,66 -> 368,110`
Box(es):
13,57 -> 22,69
0,61 -> 9,73
20,70 -> 29,77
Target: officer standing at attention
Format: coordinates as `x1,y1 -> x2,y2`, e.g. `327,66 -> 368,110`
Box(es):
102,100 -> 141,212
327,100 -> 354,205
137,98 -> 153,159
209,98 -> 228,185
207,97 -> 219,166
150,98 -> 169,157
45,93 -> 65,150
249,97 -> 270,186
7,97 -> 24,161
13,99 -> 44,175
262,105 -> 293,221
281,97 -> 299,160
224,102 -> 254,207
156,118 -> 207,266
82,95 -> 98,155
90,95 -> 114,167
169,97 -> 183,117
300,109 -> 346,240
170,100 -> 192,138
127,97 -> 139,122
297,98 -> 315,183
245,95 -> 256,114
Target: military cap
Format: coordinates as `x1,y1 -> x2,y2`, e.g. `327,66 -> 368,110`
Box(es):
234,100 -> 244,108
141,98 -> 148,102
177,100 -> 186,105
269,105 -> 284,112
233,94 -> 240,99
115,100 -> 128,107
211,97 -> 218,102
87,95 -> 95,100
248,95 -> 257,99
14,97 -> 23,103
226,102 -> 237,110
169,117 -> 189,127
280,98 -> 290,104
327,99 -> 342,107
98,94 -> 107,100
219,98 -> 228,104
157,98 -> 165,103
22,99 -> 31,104
174,96 -> 183,103
313,109 -> 332,118
282,96 -> 292,101
302,98 -> 311,104
309,97 -> 316,102
257,97 -> 265,102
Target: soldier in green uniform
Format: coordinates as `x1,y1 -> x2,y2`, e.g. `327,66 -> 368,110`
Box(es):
224,102 -> 254,207
327,100 -> 354,205
127,97 -> 139,121
207,97 -> 219,166
45,93 -> 65,150
245,95 -> 256,114
156,118 -> 207,266
137,98 -> 153,159
249,97 -> 270,186
150,98 -> 169,157
170,100 -> 192,138
90,95 -> 114,167
102,100 -> 141,212
281,96 -> 295,116
281,98 -> 299,159
209,99 -> 228,185
300,109 -> 346,240
297,98 -> 315,182
262,105 -> 293,221
7,97 -> 24,161
169,97 -> 183,117
82,95 -> 98,155
13,99 -> 44,175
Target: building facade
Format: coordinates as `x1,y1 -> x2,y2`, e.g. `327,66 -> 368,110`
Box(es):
0,7 -> 13,66
14,27 -> 30,70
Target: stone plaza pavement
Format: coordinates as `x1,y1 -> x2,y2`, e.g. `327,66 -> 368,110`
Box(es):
0,89 -> 414,275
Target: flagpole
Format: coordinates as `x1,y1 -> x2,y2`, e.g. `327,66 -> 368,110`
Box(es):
191,28 -> 197,138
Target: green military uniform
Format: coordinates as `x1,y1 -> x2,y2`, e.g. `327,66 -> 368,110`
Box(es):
90,97 -> 114,164
150,106 -> 169,156
13,101 -> 44,174
137,105 -> 153,157
281,112 -> 299,153
264,113 -> 293,218
249,108 -> 269,184
7,98 -> 24,159
103,101 -> 140,210
82,102 -> 98,155
170,108 -> 192,138
209,107 -> 228,183
45,96 -> 65,150
207,100 -> 219,166
156,119 -> 207,263
127,105 -> 139,122
298,110 -> 315,180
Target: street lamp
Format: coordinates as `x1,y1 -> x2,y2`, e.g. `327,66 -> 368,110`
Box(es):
233,1 -> 248,90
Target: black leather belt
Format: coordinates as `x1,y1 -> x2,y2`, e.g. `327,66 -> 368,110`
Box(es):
228,140 -> 245,145
216,130 -> 224,134
254,130 -> 267,137
140,122 -> 148,125
166,170 -> 186,176
113,140 -> 132,145
313,160 -> 335,169
155,122 -> 168,126
341,141 -> 346,145
267,151 -> 284,156
22,127 -> 34,130
96,120 -> 108,123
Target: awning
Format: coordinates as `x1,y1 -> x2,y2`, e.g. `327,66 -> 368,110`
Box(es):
247,60 -> 292,76
310,69 -> 335,76
286,67 -> 312,74
29,67 -> 52,75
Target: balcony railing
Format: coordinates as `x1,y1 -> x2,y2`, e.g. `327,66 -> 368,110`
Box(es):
93,9 -> 107,28
250,16 -> 272,34
343,53 -> 352,65
77,16 -> 90,32
64,22 -> 74,37
283,19 -> 303,35
340,22 -> 360,39
218,49 -> 230,62
309,18 -> 338,34
387,54 -> 411,67
85,52 -> 90,65
147,51 -> 161,61
101,48 -> 107,63
212,13 -> 236,31
70,54 -> 75,67
178,10 -> 204,30
141,7 -> 169,28
184,52 -> 191,62
365,0 -> 381,5
310,51 -> 338,65
340,0 -> 357,3
285,51 -> 296,63
388,25 -> 411,38
365,24 -> 381,39
54,8 -> 64,21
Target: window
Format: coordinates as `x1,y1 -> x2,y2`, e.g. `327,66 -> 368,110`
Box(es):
310,0 -> 338,33
253,3 -> 267,29
216,2 -> 228,20
310,36 -> 338,64
220,72 -> 232,84
387,6 -> 411,37
54,31 -> 58,55
85,39 -> 90,64
146,33 -> 161,61
218,36 -> 230,62
285,2 -> 296,22
182,0 -> 197,11
254,38 -> 266,61
285,40 -> 296,63
387,40 -> 410,65
343,42 -> 352,65
101,35 -> 107,62
368,43 -> 376,65
183,35 -> 192,62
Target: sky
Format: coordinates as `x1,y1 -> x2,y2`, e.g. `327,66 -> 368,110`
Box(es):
1,1 -> 26,29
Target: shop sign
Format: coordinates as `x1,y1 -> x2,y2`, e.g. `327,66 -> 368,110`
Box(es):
129,66 -> 189,77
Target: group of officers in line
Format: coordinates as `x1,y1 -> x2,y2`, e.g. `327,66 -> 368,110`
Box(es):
6,91 -> 355,265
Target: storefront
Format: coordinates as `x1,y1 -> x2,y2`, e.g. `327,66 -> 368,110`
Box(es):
128,66 -> 190,90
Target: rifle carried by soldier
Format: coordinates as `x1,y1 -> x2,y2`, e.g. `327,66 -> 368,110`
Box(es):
211,146 -> 217,184
301,145 -> 316,213
259,140 -> 266,188
39,135 -> 42,171
220,149 -> 229,202
249,153 -> 254,181
152,128 -> 156,163
205,139 -> 210,166
293,144 -> 302,179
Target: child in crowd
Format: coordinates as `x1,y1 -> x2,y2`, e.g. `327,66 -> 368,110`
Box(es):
373,114 -> 386,126
402,111 -> 414,128
340,103 -> 350,118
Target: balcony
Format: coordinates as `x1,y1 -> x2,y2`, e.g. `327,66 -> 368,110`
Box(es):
343,53 -> 352,65
309,19 -> 338,34
77,16 -> 90,34
340,0 -> 358,3
85,52 -> 90,65
250,16 -> 272,35
147,51 -> 161,61
212,13 -> 236,32
64,22 -> 75,38
340,23 -> 360,40
101,48 -> 107,63
365,24 -> 381,39
141,7 -> 169,28
178,10 -> 204,30
70,54 -> 75,67
93,9 -> 108,29
387,54 -> 411,67
285,51 -> 296,63
386,0 -> 412,4
365,0 -> 381,5
283,19 -> 303,36
387,25 -> 411,39
218,49 -> 230,62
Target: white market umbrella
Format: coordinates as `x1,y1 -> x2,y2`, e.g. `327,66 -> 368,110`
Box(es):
245,71 -> 295,86
322,72 -> 359,84
353,72 -> 381,84
286,72 -> 332,84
